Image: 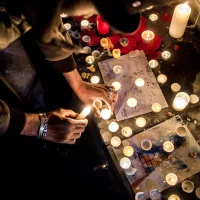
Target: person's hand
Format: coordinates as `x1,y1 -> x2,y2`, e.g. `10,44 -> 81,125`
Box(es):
45,108 -> 88,144
76,82 -> 118,117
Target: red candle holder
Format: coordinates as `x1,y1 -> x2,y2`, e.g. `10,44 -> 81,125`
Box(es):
97,14 -> 110,35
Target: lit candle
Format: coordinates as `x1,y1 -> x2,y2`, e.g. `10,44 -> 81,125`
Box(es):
120,157 -> 131,169
168,194 -> 180,200
85,56 -> 95,64
108,122 -> 119,133
157,74 -> 167,84
149,59 -> 158,69
80,19 -> 89,29
149,14 -> 158,21
171,83 -> 181,92
63,23 -> 71,30
127,98 -> 137,107
113,65 -> 122,74
163,141 -> 174,153
161,51 -> 171,60
90,75 -> 100,84
121,127 -> 133,137
135,78 -> 145,87
141,30 -> 155,43
141,139 -> 152,151
82,35 -> 91,43
100,38 -> 109,48
169,3 -> 191,38
76,106 -> 91,120
111,82 -> 121,91
110,136 -> 121,148
136,117 -> 146,128
100,108 -> 111,120
123,146 -> 134,157
112,49 -> 121,58
152,103 -> 162,113
190,94 -> 199,104
176,126 -> 187,137
172,92 -> 190,111
166,173 -> 178,186
120,38 -> 129,47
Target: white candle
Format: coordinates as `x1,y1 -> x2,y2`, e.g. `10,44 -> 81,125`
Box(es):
80,19 -> 89,29
90,75 -> 100,84
135,78 -> 145,87
190,94 -> 199,104
141,30 -> 155,43
63,23 -> 71,30
120,157 -> 131,169
169,3 -> 191,38
111,82 -> 121,91
108,122 -> 119,133
110,136 -> 121,147
121,127 -> 132,137
166,173 -> 178,186
149,59 -> 158,69
163,141 -> 174,153
161,51 -> 171,60
112,49 -> 121,58
136,117 -> 146,128
149,14 -> 158,21
123,146 -> 134,157
76,106 -> 91,120
85,56 -> 95,64
152,103 -> 162,113
176,126 -> 187,137
171,83 -> 181,92
168,194 -> 180,200
157,74 -> 167,84
100,108 -> 111,120
141,140 -> 152,151
172,92 -> 190,111
127,98 -> 137,107
113,65 -> 122,74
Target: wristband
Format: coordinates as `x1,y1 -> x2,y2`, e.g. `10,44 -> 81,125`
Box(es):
37,113 -> 48,140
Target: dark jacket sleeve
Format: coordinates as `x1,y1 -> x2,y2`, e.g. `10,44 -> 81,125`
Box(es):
0,99 -> 10,135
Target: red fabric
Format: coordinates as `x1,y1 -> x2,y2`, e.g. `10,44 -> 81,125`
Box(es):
80,29 -> 100,46
96,14 -> 110,35
161,12 -> 172,22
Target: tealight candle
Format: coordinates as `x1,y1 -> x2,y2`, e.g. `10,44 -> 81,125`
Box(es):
123,146 -> 134,157
181,180 -> 194,193
111,82 -> 121,91
90,75 -> 100,84
190,94 -> 199,104
141,140 -> 152,151
112,49 -> 121,58
108,122 -> 119,133
82,35 -> 91,43
100,108 -> 111,120
127,98 -> 137,107
113,65 -> 122,74
76,106 -> 91,120
136,117 -> 146,128
135,192 -> 145,200
168,194 -> 180,200
157,74 -> 167,84
166,173 -> 178,186
120,38 -> 129,47
152,103 -> 162,113
110,136 -> 121,148
195,187 -> 200,199
149,59 -> 158,69
100,38 -> 109,48
163,141 -> 174,153
149,14 -> 158,21
176,126 -> 187,137
63,23 -> 71,30
171,83 -> 181,92
92,50 -> 101,58
169,4 -> 191,38
135,78 -> 145,87
172,92 -> 190,111
80,19 -> 89,29
83,46 -> 91,54
141,30 -> 155,43
161,51 -> 171,60
120,157 -> 131,169
121,127 -> 133,137
85,56 -> 95,64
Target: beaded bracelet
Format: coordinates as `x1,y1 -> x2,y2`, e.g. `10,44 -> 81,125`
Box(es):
37,113 -> 48,140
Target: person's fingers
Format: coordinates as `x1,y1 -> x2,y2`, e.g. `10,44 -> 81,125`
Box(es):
65,117 -> 88,127
92,103 -> 101,118
112,91 -> 118,103
70,132 -> 82,140
98,92 -> 114,113
69,127 -> 85,135
52,108 -> 79,118
66,139 -> 76,145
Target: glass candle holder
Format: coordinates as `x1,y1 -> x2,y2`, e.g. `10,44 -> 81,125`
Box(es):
100,38 -> 109,48
161,51 -> 171,60
166,173 -> 178,186
157,74 -> 167,84
149,59 -> 158,68
80,19 -> 89,29
90,75 -> 100,84
63,23 -> 71,30
112,49 -> 121,58
120,157 -> 131,169
141,140 -> 152,151
149,14 -> 158,21
100,107 -> 111,120
135,78 -> 145,87
152,103 -> 162,113
110,136 -> 121,148
171,83 -> 181,92
123,146 -> 134,157
168,194 -> 180,200
85,56 -> 95,64
172,92 -> 190,111
121,127 -> 132,137
111,82 -> 121,91
113,65 -> 122,74
136,117 -> 146,127
141,30 -> 155,43
120,38 -> 129,47
163,141 -> 174,153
